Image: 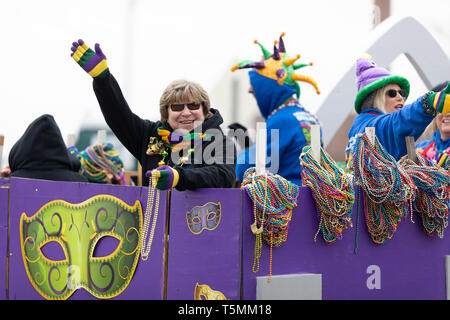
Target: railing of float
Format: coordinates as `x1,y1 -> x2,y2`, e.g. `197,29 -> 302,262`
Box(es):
1,176 -> 450,300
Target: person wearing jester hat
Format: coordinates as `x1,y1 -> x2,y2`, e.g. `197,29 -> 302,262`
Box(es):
345,54 -> 450,169
232,33 -> 321,186
70,39 -> 236,190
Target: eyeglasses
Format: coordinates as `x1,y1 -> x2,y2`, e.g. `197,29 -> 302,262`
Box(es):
386,89 -> 406,98
169,103 -> 201,112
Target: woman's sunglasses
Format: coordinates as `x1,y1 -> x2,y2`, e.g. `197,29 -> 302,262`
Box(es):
169,103 -> 201,112
386,89 -> 406,98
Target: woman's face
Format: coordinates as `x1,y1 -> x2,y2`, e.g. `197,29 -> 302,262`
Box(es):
167,99 -> 205,133
384,83 -> 405,114
436,113 -> 450,140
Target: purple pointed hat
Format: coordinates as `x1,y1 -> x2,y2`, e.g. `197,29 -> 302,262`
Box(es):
354,54 -> 410,113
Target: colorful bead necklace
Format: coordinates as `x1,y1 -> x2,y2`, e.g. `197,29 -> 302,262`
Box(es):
241,167 -> 299,282
352,133 -> 416,244
299,145 -> 355,244
399,153 -> 450,238
267,98 -> 320,123
147,127 -> 212,166
417,141 -> 450,169
69,143 -> 126,184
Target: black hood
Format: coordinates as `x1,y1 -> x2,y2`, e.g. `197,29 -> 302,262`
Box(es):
9,114 -> 88,182
200,108 -> 223,131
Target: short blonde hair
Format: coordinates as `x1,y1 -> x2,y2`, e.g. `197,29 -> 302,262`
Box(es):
159,79 -> 212,122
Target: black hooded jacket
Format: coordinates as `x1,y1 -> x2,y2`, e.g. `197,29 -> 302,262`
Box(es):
8,114 -> 88,182
93,72 -> 236,189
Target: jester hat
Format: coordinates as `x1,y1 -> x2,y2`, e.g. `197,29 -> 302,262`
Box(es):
354,54 -> 410,114
231,32 -> 320,99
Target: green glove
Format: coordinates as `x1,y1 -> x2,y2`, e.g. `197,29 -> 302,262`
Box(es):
145,165 -> 179,190
428,82 -> 450,114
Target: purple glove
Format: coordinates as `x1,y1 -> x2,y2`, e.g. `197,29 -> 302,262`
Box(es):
145,165 -> 179,190
70,39 -> 109,78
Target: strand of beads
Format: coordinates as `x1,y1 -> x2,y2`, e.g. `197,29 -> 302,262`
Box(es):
141,171 -> 160,261
399,153 -> 450,238
242,168 -> 300,246
352,133 -> 416,244
299,145 -> 355,243
241,167 -> 299,281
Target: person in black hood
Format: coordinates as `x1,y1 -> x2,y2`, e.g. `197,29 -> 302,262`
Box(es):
70,39 -> 236,190
9,114 -> 88,182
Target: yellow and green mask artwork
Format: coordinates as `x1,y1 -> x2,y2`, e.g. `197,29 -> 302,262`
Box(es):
20,195 -> 143,300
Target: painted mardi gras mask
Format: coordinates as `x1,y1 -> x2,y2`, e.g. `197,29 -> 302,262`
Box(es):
186,202 -> 221,235
20,195 -> 142,300
194,283 -> 227,300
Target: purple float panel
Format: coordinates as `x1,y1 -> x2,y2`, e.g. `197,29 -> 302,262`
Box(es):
242,186 -> 450,300
167,188 -> 241,300
0,178 -> 9,300
0,178 -> 8,226
8,177 -> 167,300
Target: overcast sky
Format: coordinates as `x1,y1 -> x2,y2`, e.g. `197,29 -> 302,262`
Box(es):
1,0 -> 449,167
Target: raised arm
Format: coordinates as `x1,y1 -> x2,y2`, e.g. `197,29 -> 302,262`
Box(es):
70,39 -> 155,160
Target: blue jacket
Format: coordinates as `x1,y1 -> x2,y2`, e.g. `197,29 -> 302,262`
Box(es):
236,71 -> 321,186
345,96 -> 434,163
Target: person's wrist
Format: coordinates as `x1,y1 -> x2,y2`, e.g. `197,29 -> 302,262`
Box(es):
422,91 -> 437,116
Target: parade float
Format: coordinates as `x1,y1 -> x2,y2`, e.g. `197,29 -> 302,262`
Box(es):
1,16 -> 450,300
